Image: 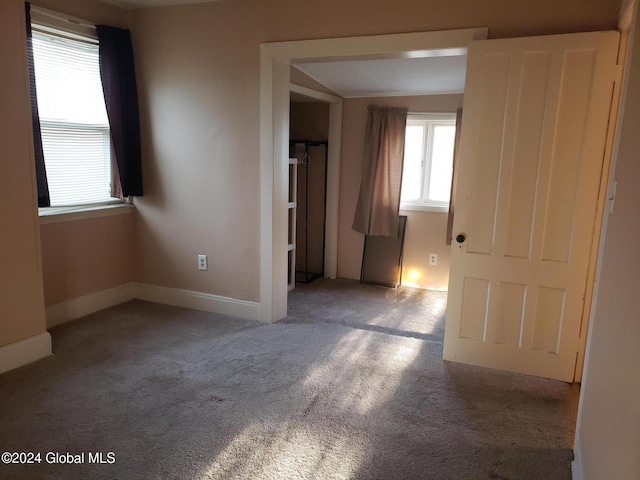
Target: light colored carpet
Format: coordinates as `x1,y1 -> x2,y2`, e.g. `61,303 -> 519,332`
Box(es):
286,278 -> 447,342
0,282 -> 578,479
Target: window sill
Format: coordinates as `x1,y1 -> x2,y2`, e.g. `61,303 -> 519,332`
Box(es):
39,202 -> 134,225
400,203 -> 449,213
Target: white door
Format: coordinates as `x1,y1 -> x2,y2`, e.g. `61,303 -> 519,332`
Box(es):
443,31 -> 618,382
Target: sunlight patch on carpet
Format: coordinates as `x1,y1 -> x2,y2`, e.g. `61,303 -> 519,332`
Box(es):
301,328 -> 422,415
200,422 -> 368,479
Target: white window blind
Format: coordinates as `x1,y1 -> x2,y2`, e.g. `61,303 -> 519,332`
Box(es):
32,28 -> 114,207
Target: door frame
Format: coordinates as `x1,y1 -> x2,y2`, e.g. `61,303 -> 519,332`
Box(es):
259,28 -> 488,322
575,0 -> 635,382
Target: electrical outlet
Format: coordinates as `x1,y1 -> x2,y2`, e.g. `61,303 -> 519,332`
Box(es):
197,254 -> 208,271
429,253 -> 438,266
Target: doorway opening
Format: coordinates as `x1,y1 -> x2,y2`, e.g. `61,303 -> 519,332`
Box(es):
259,27 -> 487,323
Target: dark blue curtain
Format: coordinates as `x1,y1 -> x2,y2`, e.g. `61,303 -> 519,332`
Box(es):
96,25 -> 143,197
25,2 -> 51,207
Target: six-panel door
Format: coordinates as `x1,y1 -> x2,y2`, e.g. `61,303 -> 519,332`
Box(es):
443,31 -> 618,382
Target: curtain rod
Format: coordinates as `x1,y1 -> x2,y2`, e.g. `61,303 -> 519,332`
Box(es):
30,5 -> 97,30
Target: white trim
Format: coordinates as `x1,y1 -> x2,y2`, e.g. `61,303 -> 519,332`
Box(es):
259,47 -> 275,322
265,29 -> 487,60
572,439 -> 585,480
400,203 -> 448,213
0,332 -> 52,374
403,115 -> 456,209
46,283 -> 135,328
290,83 -> 341,103
408,112 -> 457,121
573,0 -> 636,465
45,282 -> 263,330
326,101 -> 343,278
288,153 -> 298,291
133,284 -> 261,322
39,203 -> 133,225
261,28 -> 488,323
30,6 -> 97,39
339,89 -> 465,98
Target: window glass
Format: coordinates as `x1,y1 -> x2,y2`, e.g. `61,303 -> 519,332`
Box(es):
32,29 -> 114,207
401,125 -> 425,202
400,115 -> 456,209
428,125 -> 455,202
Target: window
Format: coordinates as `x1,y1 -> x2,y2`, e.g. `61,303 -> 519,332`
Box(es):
31,25 -> 117,207
400,114 -> 456,212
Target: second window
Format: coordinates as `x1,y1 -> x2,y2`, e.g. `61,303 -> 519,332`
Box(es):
400,113 -> 456,212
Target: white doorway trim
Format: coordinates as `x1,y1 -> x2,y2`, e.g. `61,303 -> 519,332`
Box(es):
259,27 -> 488,322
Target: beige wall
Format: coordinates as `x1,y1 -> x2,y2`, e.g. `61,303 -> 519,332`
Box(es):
0,0 -> 47,347
260,0 -> 620,41
338,95 -> 463,289
40,213 -> 134,306
130,2 -> 262,301
575,2 -> 640,479
399,211 -> 450,290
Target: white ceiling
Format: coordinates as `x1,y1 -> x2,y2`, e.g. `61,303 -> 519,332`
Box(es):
292,53 -> 467,99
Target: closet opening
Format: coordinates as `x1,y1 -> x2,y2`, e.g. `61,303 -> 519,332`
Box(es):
289,140 -> 328,286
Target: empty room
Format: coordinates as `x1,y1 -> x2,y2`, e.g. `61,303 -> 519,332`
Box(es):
1,0 -> 638,479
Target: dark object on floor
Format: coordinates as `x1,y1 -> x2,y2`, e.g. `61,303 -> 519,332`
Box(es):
360,215 -> 407,288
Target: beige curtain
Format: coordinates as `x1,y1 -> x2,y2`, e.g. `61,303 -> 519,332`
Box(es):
446,108 -> 463,245
352,106 -> 408,237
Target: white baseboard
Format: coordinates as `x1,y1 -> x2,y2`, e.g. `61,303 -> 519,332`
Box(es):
0,332 -> 52,374
45,282 -> 261,330
133,283 -> 261,322
572,439 -> 585,480
11,283 -> 257,375
46,283 -> 135,328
